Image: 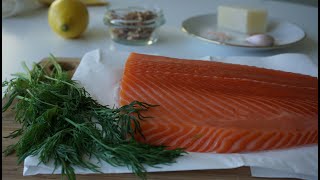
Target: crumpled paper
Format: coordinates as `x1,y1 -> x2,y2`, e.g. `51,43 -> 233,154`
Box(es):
23,49 -> 318,179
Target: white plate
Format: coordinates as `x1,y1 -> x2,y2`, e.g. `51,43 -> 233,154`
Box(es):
181,14 -> 306,50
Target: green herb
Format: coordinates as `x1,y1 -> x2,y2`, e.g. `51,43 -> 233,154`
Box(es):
2,55 -> 186,180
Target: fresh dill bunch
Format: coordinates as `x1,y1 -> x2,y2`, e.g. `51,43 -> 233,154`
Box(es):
2,55 -> 186,180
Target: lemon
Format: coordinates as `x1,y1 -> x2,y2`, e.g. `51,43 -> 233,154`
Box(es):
48,0 -> 89,39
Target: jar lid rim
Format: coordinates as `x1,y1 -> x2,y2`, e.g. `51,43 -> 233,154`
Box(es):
105,7 -> 163,22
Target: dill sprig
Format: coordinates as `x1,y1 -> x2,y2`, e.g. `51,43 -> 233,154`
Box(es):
2,56 -> 186,180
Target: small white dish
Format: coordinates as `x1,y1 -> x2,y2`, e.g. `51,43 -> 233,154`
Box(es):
181,14 -> 306,50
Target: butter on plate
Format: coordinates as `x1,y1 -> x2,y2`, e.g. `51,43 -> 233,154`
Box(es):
217,5 -> 268,34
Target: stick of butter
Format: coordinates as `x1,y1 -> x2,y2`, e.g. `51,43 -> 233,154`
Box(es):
217,5 -> 268,34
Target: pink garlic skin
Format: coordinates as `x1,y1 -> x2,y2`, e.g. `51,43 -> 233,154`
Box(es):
246,34 -> 275,46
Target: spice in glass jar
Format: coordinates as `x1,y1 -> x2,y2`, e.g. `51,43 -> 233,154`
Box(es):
104,7 -> 165,45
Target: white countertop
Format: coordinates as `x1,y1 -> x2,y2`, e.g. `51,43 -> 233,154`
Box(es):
2,0 -> 318,86
1,1 -> 319,178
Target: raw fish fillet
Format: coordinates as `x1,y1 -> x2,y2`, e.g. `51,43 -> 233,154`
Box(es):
119,53 -> 318,153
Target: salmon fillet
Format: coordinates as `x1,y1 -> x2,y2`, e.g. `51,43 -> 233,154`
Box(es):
119,53 -> 318,153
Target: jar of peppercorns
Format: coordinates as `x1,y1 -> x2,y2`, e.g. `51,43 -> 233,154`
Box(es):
103,6 -> 165,45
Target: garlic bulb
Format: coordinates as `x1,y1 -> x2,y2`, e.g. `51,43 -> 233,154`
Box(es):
246,34 -> 275,46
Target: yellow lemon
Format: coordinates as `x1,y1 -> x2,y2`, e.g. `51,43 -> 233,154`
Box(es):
48,0 -> 89,39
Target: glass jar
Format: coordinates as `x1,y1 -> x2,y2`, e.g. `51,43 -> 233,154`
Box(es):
103,7 -> 165,46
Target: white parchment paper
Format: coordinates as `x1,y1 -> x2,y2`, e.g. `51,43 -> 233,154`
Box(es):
23,49 -> 318,179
